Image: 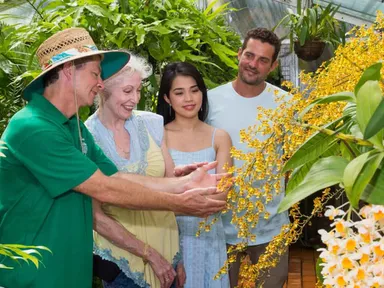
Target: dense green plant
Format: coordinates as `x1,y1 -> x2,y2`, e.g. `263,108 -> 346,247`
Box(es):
278,62 -> 384,213
273,0 -> 345,50
0,22 -> 30,135
0,0 -> 241,131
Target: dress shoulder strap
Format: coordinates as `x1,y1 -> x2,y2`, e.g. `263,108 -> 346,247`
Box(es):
211,127 -> 217,147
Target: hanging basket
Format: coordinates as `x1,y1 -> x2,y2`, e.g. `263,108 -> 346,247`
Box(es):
294,40 -> 326,62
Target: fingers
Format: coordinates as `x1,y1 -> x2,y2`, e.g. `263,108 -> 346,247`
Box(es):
204,198 -> 227,210
193,161 -> 208,167
164,269 -> 176,288
214,172 -> 232,182
174,162 -> 208,177
160,268 -> 176,288
188,186 -> 217,196
173,170 -> 183,177
202,161 -> 218,171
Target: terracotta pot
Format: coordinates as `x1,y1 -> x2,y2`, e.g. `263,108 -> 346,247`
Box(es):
294,40 -> 326,61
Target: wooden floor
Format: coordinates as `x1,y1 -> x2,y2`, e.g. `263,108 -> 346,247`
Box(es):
284,246 -> 319,288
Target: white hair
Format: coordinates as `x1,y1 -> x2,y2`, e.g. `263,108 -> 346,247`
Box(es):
96,52 -> 153,107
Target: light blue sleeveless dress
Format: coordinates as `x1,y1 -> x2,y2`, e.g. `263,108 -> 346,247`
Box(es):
169,128 -> 229,288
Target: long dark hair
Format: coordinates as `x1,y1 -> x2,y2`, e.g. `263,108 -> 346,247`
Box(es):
156,62 -> 208,125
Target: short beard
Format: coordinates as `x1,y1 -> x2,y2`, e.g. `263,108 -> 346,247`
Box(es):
239,71 -> 265,86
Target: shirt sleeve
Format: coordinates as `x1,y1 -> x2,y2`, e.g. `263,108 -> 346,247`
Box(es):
9,122 -> 105,199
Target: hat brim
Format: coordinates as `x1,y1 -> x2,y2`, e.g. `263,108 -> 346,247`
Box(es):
22,50 -> 130,101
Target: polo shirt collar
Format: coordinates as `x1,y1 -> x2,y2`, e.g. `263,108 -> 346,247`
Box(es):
29,92 -> 71,124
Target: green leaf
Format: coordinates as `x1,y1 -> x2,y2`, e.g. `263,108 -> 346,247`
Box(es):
175,50 -> 186,62
135,25 -> 145,46
207,2 -> 231,21
278,156 -> 348,212
282,117 -> 342,173
4,244 -> 51,252
364,99 -> 384,139
111,13 -> 122,26
350,124 -> 364,139
316,258 -> 324,284
286,142 -> 340,193
203,0 -> 219,16
286,160 -> 316,194
343,102 -> 356,118
185,54 -> 209,62
362,167 -> 384,205
343,151 -> 370,199
349,152 -> 384,207
299,24 -> 308,46
43,0 -> 65,11
0,263 -> 13,269
354,62 -> 382,95
0,58 -> 13,74
210,42 -> 237,56
147,25 -> 172,35
165,18 -> 193,30
210,42 -> 238,69
72,7 -> 84,26
148,42 -> 164,61
160,36 -> 171,57
300,92 -> 356,118
84,5 -> 110,18
340,141 -> 359,161
356,80 -> 384,148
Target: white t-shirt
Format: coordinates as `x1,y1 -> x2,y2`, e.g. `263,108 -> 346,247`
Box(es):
207,81 -> 290,245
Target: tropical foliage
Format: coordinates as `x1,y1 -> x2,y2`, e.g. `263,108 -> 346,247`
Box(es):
0,244 -> 51,270
215,11 -> 384,287
273,0 -> 345,49
0,0 -> 241,135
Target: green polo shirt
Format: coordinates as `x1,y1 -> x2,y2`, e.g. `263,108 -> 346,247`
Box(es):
0,93 -> 118,288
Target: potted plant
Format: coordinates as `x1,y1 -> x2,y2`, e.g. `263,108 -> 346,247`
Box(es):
274,0 -> 345,61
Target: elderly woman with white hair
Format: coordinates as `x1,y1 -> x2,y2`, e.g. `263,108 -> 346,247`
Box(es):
85,54 -> 186,288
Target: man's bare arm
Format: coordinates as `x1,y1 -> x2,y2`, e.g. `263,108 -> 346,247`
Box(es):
112,172 -> 184,194
75,169 -> 226,217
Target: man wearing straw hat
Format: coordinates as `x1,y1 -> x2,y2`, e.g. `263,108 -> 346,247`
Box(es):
0,28 -> 226,288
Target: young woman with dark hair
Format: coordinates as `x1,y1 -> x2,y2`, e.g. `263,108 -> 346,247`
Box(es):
157,62 -> 232,288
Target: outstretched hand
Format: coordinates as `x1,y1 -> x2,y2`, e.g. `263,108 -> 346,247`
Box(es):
173,161 -> 208,177
183,161 -> 231,191
176,187 -> 226,217
173,161 -> 232,217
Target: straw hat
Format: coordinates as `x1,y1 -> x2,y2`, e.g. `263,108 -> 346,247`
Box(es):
22,27 -> 130,100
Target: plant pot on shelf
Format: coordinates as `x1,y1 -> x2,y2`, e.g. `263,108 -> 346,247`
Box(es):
294,40 -> 326,62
